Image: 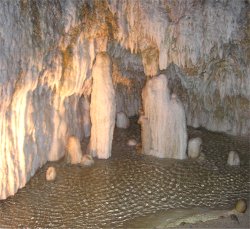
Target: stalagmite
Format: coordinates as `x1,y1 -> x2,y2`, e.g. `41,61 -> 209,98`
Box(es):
89,52 -> 116,159
188,137 -> 202,159
141,74 -> 187,159
116,112 -> 130,129
127,139 -> 137,146
66,136 -> 83,164
81,154 -> 94,167
169,94 -> 187,159
227,151 -> 240,166
46,167 -> 56,181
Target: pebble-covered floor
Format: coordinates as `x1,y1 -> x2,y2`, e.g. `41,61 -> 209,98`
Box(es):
0,118 -> 249,228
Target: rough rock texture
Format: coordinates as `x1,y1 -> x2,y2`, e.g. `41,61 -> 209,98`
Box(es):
109,43 -> 145,117
142,74 -> 187,159
0,0 -> 99,199
108,0 -> 250,135
0,0 -> 249,199
89,52 -> 116,159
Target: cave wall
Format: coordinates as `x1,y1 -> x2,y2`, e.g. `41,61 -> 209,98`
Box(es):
0,0 -> 249,199
0,0 -> 95,199
108,0 -> 250,135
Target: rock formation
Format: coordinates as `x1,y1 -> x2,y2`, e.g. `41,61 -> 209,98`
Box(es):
116,112 -> 130,129
141,74 -> 187,159
66,136 -> 83,164
0,0 -> 249,199
127,139 -> 137,147
88,52 -> 116,159
188,137 -> 203,159
235,199 -> 247,213
227,151 -> 240,166
81,154 -> 94,167
46,166 -> 56,181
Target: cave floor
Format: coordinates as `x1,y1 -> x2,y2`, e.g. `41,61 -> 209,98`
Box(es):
0,117 -> 249,228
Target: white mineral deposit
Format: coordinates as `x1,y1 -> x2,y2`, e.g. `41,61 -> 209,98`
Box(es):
127,139 -> 137,146
227,151 -> 240,166
141,74 -> 187,159
46,167 -> 56,181
88,52 -> 116,159
188,137 -> 203,159
116,112 -> 130,129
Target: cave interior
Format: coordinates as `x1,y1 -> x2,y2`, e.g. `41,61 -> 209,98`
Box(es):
0,0 -> 249,228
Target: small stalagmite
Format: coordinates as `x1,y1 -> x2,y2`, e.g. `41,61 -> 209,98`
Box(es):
227,151 -> 240,166
127,139 -> 137,146
141,74 -> 187,159
116,112 -> 130,129
188,137 -> 202,158
66,136 -> 83,164
81,154 -> 94,166
46,167 -> 56,181
235,199 -> 247,213
89,52 -> 116,159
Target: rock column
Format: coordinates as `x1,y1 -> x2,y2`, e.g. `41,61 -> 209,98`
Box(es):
89,52 -> 116,159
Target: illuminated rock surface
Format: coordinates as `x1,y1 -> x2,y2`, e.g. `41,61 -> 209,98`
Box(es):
0,0 -> 249,199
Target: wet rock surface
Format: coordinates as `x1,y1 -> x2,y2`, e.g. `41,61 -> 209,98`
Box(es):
0,118 -> 249,228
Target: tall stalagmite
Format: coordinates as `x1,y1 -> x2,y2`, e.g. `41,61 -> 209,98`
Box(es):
141,74 -> 187,159
89,52 -> 116,159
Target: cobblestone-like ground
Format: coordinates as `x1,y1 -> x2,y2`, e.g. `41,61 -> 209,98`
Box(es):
0,118 -> 249,228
